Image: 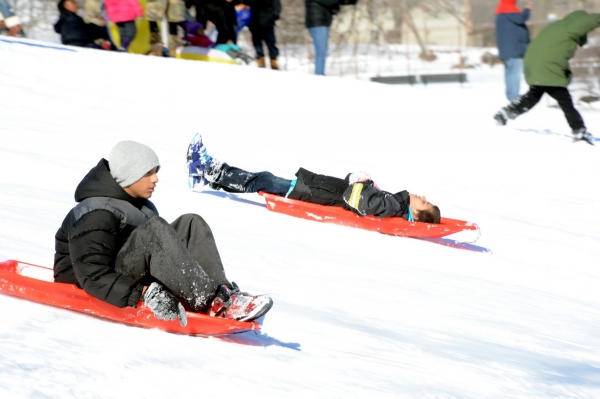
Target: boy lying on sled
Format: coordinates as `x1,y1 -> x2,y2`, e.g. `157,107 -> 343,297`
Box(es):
187,134 -> 440,224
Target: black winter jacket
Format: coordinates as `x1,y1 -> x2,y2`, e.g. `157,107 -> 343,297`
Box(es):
287,168 -> 410,219
245,0 -> 281,27
342,181 -> 410,219
305,0 -> 339,28
54,9 -> 107,47
54,159 -> 158,308
187,0 -> 239,44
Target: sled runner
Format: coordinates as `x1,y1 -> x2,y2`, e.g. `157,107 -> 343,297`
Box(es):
259,192 -> 480,241
0,260 -> 260,336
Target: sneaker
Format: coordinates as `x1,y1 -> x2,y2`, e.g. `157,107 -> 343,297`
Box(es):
493,110 -> 508,126
209,282 -> 273,322
493,106 -> 520,125
572,127 -> 595,145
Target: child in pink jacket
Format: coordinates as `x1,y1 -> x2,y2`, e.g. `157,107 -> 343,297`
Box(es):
104,0 -> 143,51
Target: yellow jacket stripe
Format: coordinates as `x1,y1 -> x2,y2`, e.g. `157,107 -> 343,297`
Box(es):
348,183 -> 364,209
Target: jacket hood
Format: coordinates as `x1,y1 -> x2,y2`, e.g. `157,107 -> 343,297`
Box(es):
54,9 -> 75,31
495,0 -> 520,14
563,10 -> 589,22
392,190 -> 410,219
561,10 -> 600,41
74,159 -> 147,207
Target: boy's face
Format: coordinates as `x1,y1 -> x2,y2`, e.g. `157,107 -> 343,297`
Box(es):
124,167 -> 159,199
409,193 -> 435,219
64,0 -> 78,13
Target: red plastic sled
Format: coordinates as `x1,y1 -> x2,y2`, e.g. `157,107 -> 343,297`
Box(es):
259,192 -> 479,240
0,260 -> 260,336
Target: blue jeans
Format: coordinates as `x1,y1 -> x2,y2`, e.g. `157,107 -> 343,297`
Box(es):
308,26 -> 329,76
504,58 -> 523,102
0,0 -> 15,21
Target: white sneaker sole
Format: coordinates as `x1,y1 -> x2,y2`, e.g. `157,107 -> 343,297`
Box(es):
238,296 -> 274,322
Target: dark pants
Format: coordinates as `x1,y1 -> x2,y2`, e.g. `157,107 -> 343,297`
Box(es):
191,0 -> 237,44
212,163 -> 292,196
116,21 -> 137,50
114,214 -> 230,312
286,167 -> 348,207
249,25 -> 278,59
507,86 -> 585,131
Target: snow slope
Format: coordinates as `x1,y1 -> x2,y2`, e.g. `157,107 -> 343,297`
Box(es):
1,37 -> 599,398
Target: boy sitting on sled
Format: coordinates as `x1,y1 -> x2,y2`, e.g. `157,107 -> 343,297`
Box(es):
186,134 -> 440,224
54,141 -> 273,326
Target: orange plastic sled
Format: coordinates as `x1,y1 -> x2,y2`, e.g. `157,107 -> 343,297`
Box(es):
0,260 -> 260,336
259,192 -> 479,240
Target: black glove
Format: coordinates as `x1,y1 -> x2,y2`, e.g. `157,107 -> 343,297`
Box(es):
142,282 -> 188,327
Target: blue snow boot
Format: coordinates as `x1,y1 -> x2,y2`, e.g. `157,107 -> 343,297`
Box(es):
187,133 -> 213,189
186,133 -> 223,189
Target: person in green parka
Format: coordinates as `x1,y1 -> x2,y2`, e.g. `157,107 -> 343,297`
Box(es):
494,10 -> 600,145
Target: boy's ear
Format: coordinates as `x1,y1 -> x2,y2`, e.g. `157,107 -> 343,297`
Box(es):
412,210 -> 419,221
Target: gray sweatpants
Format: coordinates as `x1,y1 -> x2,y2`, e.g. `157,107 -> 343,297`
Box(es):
114,214 -> 230,312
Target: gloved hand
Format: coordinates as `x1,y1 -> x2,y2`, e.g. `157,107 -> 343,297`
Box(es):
142,282 -> 188,327
348,171 -> 372,185
348,171 -> 380,191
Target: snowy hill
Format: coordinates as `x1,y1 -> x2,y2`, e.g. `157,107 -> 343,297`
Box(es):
1,37 -> 599,398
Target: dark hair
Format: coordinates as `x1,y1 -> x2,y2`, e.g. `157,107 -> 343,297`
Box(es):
57,0 -> 68,11
415,205 -> 441,224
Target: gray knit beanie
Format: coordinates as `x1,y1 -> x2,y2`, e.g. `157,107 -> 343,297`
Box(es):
109,141 -> 160,188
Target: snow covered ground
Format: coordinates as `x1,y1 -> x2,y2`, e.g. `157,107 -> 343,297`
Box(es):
1,37 -> 599,398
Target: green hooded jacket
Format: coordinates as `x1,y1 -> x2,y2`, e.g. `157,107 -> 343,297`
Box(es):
524,10 -> 600,87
